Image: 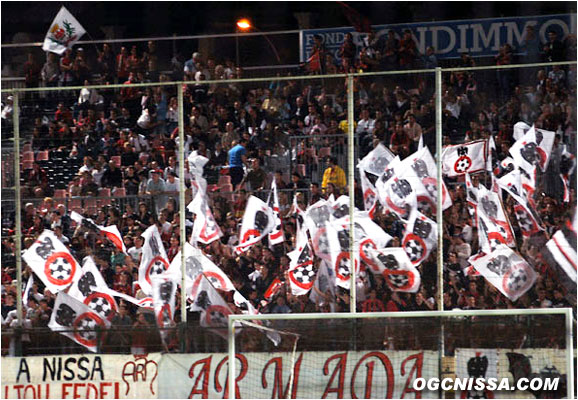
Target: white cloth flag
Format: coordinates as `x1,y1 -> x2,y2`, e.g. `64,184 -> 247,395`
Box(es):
42,6 -> 86,55
375,156 -> 417,219
359,167 -> 378,217
188,187 -> 223,245
268,180 -> 284,246
170,242 -> 235,299
476,184 -> 516,250
354,211 -> 393,272
236,195 -> 276,253
151,276 -> 177,329
49,292 -> 110,352
138,225 -> 172,295
400,146 -> 452,212
22,230 -> 81,294
70,211 -> 125,253
441,140 -> 488,177
509,126 -> 555,173
309,260 -> 336,309
306,200 -> 334,261
402,209 -> 437,266
470,245 -> 536,301
67,257 -> 118,321
545,227 -> 577,283
368,248 -> 421,292
287,229 -> 315,296
357,143 -> 395,177
190,275 -> 233,330
513,121 -> 532,141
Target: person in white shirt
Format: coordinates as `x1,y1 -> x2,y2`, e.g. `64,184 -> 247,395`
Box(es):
356,109 -> 375,135
127,236 -> 144,263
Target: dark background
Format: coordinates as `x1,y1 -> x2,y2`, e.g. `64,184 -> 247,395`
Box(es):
2,1 -> 576,41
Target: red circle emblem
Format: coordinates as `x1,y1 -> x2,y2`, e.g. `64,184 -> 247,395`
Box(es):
73,312 -> 106,347
145,256 -> 169,284
205,305 -> 231,327
360,238 -> 379,272
44,252 -> 77,286
454,155 -> 472,173
383,269 -> 416,291
402,233 -> 427,264
83,292 -> 118,321
190,271 -> 228,299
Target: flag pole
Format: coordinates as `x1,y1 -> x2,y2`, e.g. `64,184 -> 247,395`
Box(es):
14,91 -> 24,328
435,67 -> 444,311
347,74 -> 356,314
178,83 -> 187,324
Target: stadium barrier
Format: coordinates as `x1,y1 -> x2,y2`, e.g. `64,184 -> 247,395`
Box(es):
0,308 -> 573,399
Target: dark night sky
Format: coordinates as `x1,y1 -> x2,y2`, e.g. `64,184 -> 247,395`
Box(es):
1,1 -> 576,42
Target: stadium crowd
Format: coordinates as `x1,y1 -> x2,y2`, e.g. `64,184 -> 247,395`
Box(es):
1,27 -> 576,355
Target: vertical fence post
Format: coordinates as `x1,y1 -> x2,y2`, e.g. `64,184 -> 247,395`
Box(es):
228,317 -> 236,399
177,83 -> 187,326
435,67 -> 444,311
14,90 -> 23,326
565,308 -> 574,400
347,74 -> 356,314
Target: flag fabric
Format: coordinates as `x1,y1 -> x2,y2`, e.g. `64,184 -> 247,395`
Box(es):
513,121 -> 531,141
354,211 -> 393,273
509,126 -> 555,173
97,286 -> 154,311
42,6 -> 86,55
328,221 -> 359,290
70,212 -> 125,253
368,247 -> 421,292
357,143 -> 395,177
544,225 -> 577,283
402,209 -> 437,266
188,188 -> 223,245
476,184 -> 516,251
138,225 -> 171,295
470,245 -> 536,301
305,200 -> 334,261
235,196 -> 276,254
441,140 -> 488,177
22,230 -> 81,294
170,242 -> 235,299
268,180 -> 285,246
309,260 -> 336,309
338,1 -> 372,33
187,152 -> 209,177
287,230 -> 315,295
560,144 -> 576,203
375,157 -> 418,219
190,275 -> 233,330
263,278 -> 284,302
401,146 -> 452,212
359,167 -> 378,218
151,276 -> 177,330
68,257 -> 118,321
49,292 -> 110,352
22,275 -> 34,309
464,173 -> 479,227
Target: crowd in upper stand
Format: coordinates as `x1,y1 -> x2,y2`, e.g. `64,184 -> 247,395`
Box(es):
1,27 -> 576,354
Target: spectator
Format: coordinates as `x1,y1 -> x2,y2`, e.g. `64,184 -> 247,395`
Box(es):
228,139 -> 248,189
321,157 -> 346,194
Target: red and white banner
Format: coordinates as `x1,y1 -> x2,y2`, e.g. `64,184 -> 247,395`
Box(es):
287,230 -> 315,296
509,126 -> 555,173
190,275 -> 233,330
441,140 -> 487,177
268,180 -> 285,246
236,196 -> 276,254
68,257 -> 118,322
70,212 -> 126,253
402,209 -> 437,266
475,184 -> 516,252
470,245 -> 536,301
357,143 -> 395,177
138,225 -> 171,296
368,247 -> 421,292
188,188 -> 223,245
151,276 -> 177,330
22,230 -> 81,294
375,157 -> 417,219
48,292 -> 110,353
545,228 -> 577,283
359,167 -> 378,218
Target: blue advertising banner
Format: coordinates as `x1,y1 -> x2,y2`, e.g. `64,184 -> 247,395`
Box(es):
300,14 -> 576,62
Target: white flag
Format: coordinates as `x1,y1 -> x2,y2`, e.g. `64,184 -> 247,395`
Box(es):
189,187 -> 223,245
470,245 -> 536,301
190,275 -> 233,330
151,276 -> 177,329
70,211 -> 125,253
545,227 -> 577,283
476,184 -> 516,250
49,292 -> 110,352
359,167 -> 378,218
368,247 -> 421,292
68,257 -> 118,321
375,157 -> 417,219
309,260 -> 336,308
268,180 -> 285,246
235,196 -> 276,253
287,230 -> 315,295
138,225 -> 172,295
22,230 -> 81,294
42,7 -> 86,55
509,126 -> 555,173
357,143 -> 395,177
402,209 -> 437,265
441,140 -> 488,177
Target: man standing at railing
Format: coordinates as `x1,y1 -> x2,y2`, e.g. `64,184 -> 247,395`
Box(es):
228,138 -> 248,189
321,157 -> 346,194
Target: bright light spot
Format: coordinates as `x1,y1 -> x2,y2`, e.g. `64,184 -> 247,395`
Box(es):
236,19 -> 251,30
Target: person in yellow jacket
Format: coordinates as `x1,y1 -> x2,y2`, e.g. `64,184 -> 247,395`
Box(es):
321,157 -> 347,193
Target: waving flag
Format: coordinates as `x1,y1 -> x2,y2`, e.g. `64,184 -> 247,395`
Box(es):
560,144 -> 576,203
470,245 -> 536,301
375,157 -> 417,219
368,247 -> 421,292
359,167 -> 378,218
402,209 -> 437,265
305,200 -> 334,260
191,275 -> 233,332
268,180 -> 285,246
138,225 -> 171,295
309,260 -> 336,308
357,143 -> 395,177
49,292 -> 110,352
442,140 -> 488,177
151,276 -> 177,331
401,146 -> 452,212
70,211 -> 125,253
544,220 -> 577,283
23,230 -> 81,294
476,184 -> 516,251
68,257 -> 118,321
287,230 -> 315,295
42,6 -> 86,55
170,243 -> 235,299
509,126 -> 555,173
353,211 -> 392,273
236,196 -> 276,253
188,188 -> 223,245
464,173 -> 479,227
